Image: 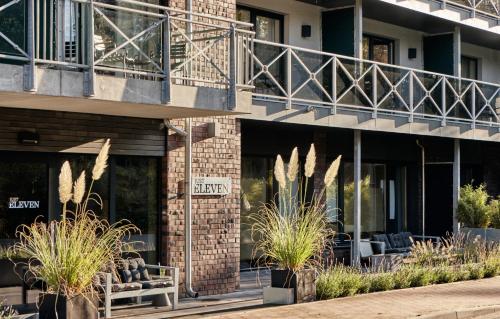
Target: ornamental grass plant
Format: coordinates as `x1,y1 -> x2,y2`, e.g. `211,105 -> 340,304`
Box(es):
10,139 -> 139,299
250,144 -> 340,271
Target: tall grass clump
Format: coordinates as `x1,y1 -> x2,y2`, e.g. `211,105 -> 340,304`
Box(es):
11,139 -> 139,298
0,300 -> 16,319
250,144 -> 340,271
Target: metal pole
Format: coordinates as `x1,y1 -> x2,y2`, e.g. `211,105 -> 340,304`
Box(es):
453,139 -> 461,234
416,140 -> 425,238
24,0 -> 36,92
353,130 -> 361,267
161,13 -> 171,104
354,0 -> 363,59
228,23 -> 237,110
84,0 -> 95,96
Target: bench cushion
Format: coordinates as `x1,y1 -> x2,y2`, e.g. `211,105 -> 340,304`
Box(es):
118,258 -> 151,283
373,234 -> 392,250
140,278 -> 174,289
389,233 -> 405,248
111,282 -> 142,292
400,232 -> 413,247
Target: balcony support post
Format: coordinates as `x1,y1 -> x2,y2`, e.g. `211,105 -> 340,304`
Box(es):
352,130 -> 362,267
441,77 -> 446,127
162,13 -> 171,105
286,48 -> 292,110
84,0 -> 95,97
409,71 -> 414,123
331,57 -> 337,115
453,139 -> 461,234
354,0 -> 363,60
372,65 -> 377,119
471,83 -> 476,129
228,23 -> 237,110
453,26 -> 461,78
23,0 -> 36,92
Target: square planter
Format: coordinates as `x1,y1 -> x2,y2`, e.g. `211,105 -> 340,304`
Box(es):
271,269 -> 316,303
263,286 -> 294,305
38,293 -> 98,319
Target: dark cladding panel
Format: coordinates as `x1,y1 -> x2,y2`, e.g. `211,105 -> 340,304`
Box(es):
322,8 -> 355,56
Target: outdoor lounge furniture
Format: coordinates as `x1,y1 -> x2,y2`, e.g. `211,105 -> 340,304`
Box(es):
359,240 -> 403,271
98,258 -> 179,318
371,232 -> 441,255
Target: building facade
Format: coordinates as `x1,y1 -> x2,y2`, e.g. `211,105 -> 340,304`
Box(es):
1,0 -> 500,297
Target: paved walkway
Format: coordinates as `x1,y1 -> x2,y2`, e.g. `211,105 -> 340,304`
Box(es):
205,277 -> 500,319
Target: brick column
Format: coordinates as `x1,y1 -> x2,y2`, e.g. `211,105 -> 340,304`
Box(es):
162,117 -> 241,296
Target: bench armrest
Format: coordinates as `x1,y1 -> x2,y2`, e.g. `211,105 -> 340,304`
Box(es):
368,240 -> 386,255
146,264 -> 179,286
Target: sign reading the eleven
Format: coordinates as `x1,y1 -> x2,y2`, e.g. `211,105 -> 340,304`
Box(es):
192,177 -> 232,196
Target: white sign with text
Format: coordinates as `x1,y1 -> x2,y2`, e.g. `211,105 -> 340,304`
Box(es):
192,177 -> 232,196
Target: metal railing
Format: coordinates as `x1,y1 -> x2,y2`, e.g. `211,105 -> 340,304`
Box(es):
239,38 -> 500,129
0,0 -> 253,108
440,0 -> 500,20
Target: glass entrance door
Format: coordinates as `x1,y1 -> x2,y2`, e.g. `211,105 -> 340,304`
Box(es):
0,160 -> 48,248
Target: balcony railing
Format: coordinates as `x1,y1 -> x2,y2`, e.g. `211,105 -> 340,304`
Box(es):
239,38 -> 500,130
0,0 -> 253,108
441,0 -> 500,19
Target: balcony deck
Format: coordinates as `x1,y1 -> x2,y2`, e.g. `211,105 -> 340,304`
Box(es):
239,38 -> 500,142
0,0 -> 254,118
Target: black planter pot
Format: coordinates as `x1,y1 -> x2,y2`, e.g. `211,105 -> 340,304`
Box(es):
0,258 -> 28,287
271,269 -> 316,303
38,293 -> 98,319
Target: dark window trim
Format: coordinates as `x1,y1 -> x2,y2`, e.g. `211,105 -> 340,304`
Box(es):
237,4 -> 285,44
461,55 -> 479,80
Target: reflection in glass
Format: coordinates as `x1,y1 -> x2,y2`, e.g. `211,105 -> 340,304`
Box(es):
115,157 -> 158,264
343,163 -> 386,237
240,157 -> 272,267
70,156 -> 110,219
0,162 -> 48,247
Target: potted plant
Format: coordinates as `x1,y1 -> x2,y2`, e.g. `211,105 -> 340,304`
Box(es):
251,144 -> 340,304
11,140 -> 139,319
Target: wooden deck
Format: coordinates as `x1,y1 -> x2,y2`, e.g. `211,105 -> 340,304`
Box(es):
0,269 -> 271,318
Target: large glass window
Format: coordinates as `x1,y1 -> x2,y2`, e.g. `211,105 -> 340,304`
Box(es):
115,157 -> 159,264
237,5 -> 284,96
343,163 -> 386,237
240,157 -> 273,268
0,161 -> 48,247
363,35 -> 395,64
461,55 -> 479,80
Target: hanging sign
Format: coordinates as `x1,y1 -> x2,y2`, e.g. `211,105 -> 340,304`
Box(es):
192,177 -> 232,196
8,197 -> 40,209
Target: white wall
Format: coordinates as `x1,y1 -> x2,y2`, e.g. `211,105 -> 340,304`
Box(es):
462,42 -> 500,83
237,0 -> 322,50
363,18 -> 425,70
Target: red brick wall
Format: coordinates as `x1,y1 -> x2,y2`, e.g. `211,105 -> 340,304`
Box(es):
162,117 -> 241,296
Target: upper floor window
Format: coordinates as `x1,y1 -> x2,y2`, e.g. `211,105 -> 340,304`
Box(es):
237,5 -> 284,43
461,55 -> 479,80
363,34 -> 395,64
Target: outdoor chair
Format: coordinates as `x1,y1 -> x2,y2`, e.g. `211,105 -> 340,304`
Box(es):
371,232 -> 441,255
359,240 -> 403,271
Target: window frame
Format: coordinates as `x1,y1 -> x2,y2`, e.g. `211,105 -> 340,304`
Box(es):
236,4 -> 285,44
461,55 -> 479,80
363,33 -> 396,65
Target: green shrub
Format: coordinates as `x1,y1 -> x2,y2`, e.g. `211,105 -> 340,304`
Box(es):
409,267 -> 434,287
316,266 -> 363,299
393,267 -> 413,289
466,263 -> 485,280
433,266 -> 457,284
368,272 -> 395,292
489,199 -> 500,229
457,184 -> 490,228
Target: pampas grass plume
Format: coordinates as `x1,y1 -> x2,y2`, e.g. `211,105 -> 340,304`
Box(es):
287,147 -> 299,182
304,144 -> 316,178
92,139 -> 110,181
324,155 -> 342,187
59,161 -> 73,204
274,155 -> 286,189
73,171 -> 86,204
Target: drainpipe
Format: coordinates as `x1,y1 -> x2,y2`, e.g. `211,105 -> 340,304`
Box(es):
184,118 -> 198,298
163,119 -> 198,298
416,140 -> 425,239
